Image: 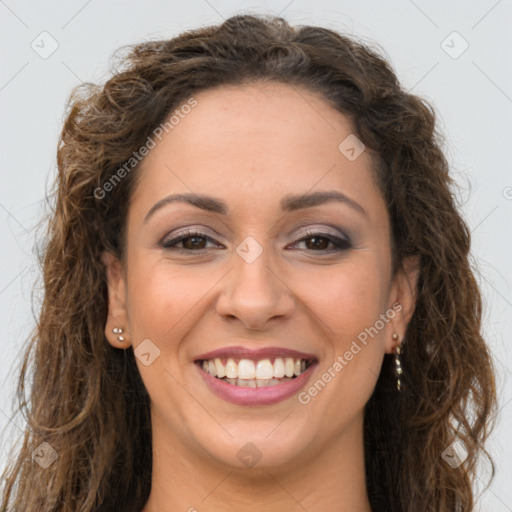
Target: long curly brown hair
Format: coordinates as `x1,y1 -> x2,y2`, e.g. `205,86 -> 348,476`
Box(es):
0,13 -> 496,512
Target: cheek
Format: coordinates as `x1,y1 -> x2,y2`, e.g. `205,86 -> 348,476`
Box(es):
299,257 -> 390,341
123,259 -> 212,416
296,257 -> 391,401
124,256 -> 209,342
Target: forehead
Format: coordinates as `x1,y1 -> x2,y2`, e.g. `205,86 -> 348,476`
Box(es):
153,81 -> 360,167
130,81 -> 385,224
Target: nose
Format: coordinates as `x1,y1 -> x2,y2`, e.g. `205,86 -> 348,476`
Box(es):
215,248 -> 295,330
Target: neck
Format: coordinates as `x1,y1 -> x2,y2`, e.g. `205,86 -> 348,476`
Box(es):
141,413 -> 372,512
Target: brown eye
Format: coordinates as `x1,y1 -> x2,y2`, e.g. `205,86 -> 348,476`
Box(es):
161,230 -> 222,251
181,236 -> 208,250
291,231 -> 352,253
304,236 -> 331,250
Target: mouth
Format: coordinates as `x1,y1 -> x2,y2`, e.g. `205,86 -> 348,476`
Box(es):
194,346 -> 318,406
196,356 -> 315,388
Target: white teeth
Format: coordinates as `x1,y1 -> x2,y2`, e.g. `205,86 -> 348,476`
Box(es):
236,378 -> 257,387
238,359 -> 256,379
225,358 -> 237,379
200,356 -> 312,382
225,377 -> 295,387
214,358 -> 225,378
284,357 -> 295,377
273,357 -> 285,378
255,359 -> 274,379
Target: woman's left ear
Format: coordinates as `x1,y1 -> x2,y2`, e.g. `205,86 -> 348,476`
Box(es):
385,255 -> 420,354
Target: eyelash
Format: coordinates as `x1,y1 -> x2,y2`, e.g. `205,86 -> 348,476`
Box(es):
160,229 -> 352,254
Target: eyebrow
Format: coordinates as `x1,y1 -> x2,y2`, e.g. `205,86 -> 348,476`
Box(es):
144,190 -> 367,223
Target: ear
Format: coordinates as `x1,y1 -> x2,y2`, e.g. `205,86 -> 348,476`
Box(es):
102,250 -> 131,349
385,255 -> 420,354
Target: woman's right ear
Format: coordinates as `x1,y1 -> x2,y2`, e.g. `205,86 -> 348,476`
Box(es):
101,251 -> 131,348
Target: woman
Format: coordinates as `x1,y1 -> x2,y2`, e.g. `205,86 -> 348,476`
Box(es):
0,13 -> 496,512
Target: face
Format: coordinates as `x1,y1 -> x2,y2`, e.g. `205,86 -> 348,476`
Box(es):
103,82 -> 417,472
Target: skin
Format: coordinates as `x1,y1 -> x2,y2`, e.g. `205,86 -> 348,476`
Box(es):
102,81 -> 418,512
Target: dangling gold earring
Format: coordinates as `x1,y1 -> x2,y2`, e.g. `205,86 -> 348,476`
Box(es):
392,333 -> 403,392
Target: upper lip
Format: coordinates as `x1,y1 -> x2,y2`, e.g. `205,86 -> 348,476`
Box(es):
195,345 -> 318,361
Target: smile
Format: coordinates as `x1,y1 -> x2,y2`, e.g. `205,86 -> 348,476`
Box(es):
199,357 -> 313,387
194,347 -> 318,405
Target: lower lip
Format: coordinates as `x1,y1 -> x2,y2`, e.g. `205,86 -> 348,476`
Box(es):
196,362 -> 317,406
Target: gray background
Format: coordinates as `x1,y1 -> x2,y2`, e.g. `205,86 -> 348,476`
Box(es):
1,0 -> 511,509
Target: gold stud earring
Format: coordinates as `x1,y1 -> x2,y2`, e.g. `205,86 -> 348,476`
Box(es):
392,333 -> 403,392
112,327 -> 125,342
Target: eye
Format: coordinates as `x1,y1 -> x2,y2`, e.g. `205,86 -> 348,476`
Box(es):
160,229 -> 223,252
290,230 -> 352,253
160,228 -> 352,254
